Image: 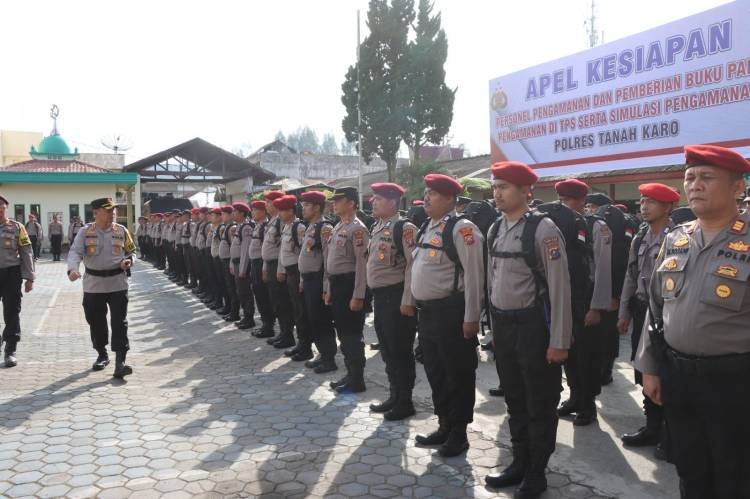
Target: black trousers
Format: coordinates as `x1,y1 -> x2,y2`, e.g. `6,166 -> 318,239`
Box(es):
418,294 -> 477,426
50,234 -> 62,259
251,258 -> 275,331
601,309 -> 619,378
0,265 -> 22,345
82,290 -> 129,353
190,247 -> 201,286
630,301 -> 664,430
330,273 -> 366,373
661,349 -> 750,498
265,260 -> 294,337
29,236 -> 40,259
493,307 -> 561,468
373,283 -> 417,393
563,317 -> 602,411
163,241 -> 173,271
284,265 -> 311,351
221,259 -> 239,316
212,256 -> 226,306
302,271 -> 336,361
156,241 -> 165,267
235,261 -> 255,321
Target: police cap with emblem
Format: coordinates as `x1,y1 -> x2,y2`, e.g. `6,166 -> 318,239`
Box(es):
91,197 -> 116,210
331,187 -> 359,203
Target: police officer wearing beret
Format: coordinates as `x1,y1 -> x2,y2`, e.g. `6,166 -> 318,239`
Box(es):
0,194 -> 35,368
637,145 -> 750,498
555,178 -> 612,426
411,174 -> 484,458
231,202 -> 256,329
297,191 -> 337,372
367,182 -> 419,421
248,200 -> 276,338
618,183 -> 679,457
67,197 -> 136,378
324,187 -> 370,394
485,162 -> 571,498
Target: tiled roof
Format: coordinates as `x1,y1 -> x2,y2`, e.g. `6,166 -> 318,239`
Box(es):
1,159 -> 113,173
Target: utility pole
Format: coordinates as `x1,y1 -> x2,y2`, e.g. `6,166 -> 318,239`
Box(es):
356,9 -> 364,207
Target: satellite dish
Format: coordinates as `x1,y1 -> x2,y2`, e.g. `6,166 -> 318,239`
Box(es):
101,134 -> 133,154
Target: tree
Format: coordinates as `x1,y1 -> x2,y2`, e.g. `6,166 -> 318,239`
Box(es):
403,0 -> 455,163
340,138 -> 355,156
287,126 -> 320,154
320,133 -> 339,155
342,0 -> 415,181
274,131 -> 286,143
396,159 -> 443,200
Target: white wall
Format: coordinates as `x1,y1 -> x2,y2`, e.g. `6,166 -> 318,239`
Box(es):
0,184 -> 117,249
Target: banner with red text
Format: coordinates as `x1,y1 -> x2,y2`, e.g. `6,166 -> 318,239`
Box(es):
489,1 -> 750,176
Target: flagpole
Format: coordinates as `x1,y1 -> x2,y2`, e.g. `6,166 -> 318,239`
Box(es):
356,8 -> 363,208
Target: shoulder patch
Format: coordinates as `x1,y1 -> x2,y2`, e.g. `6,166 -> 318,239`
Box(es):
403,227 -> 416,248
544,236 -> 561,260
353,228 -> 365,246
17,224 -> 31,246
458,226 -> 475,245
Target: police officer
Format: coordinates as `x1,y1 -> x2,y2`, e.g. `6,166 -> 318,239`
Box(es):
176,210 -> 190,285
248,200 -> 276,338
262,191 -> 295,348
186,208 -> 200,289
218,206 -> 238,320
324,187 -> 370,394
484,162 -> 571,498
618,183 -> 679,457
297,191 -> 337,373
0,194 -> 35,368
69,215 -> 84,250
411,174 -> 484,458
276,195 -> 311,358
26,214 -> 42,261
67,197 -> 136,378
135,216 -> 148,261
367,182 -> 418,421
163,211 -> 176,278
555,179 -> 612,426
193,207 -> 210,298
48,215 -> 64,261
637,145 -> 750,498
154,213 -> 166,270
230,202 -> 256,329
209,207 -> 226,311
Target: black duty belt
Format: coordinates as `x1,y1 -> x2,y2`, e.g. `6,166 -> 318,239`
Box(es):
329,272 -> 355,283
85,267 -> 124,277
301,270 -> 323,279
231,258 -> 240,264
371,282 -> 404,296
491,305 -> 538,323
416,292 -> 464,309
666,345 -> 750,372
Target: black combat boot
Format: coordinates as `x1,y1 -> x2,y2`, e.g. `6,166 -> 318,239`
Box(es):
485,448 -> 528,488
513,456 -> 548,499
92,348 -> 110,371
384,390 -> 416,421
415,417 -> 451,446
4,341 -> 17,368
335,369 -> 366,394
557,398 -> 577,417
370,387 -> 397,413
438,424 -> 469,457
113,351 -> 133,379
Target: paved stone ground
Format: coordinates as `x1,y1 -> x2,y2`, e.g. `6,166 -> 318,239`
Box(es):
0,259 -> 678,498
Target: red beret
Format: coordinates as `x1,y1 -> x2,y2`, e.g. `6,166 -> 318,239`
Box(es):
0,195 -> 8,206
199,207 -> 210,214
613,204 -> 629,213
251,200 -> 267,210
220,205 -> 234,214
154,213 -> 164,218
211,207 -> 222,215
273,194 -> 297,211
639,183 -> 680,203
264,190 -> 285,201
424,174 -> 463,196
411,199 -> 424,206
190,208 -> 200,215
371,182 -> 406,199
301,191 -> 327,204
554,179 -> 589,199
685,144 -> 750,173
232,202 -> 250,213
491,161 -> 539,186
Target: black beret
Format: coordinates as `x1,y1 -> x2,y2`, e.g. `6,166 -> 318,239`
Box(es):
585,193 -> 612,206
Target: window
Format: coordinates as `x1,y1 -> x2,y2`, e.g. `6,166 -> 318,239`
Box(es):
84,204 -> 93,224
69,204 -> 80,221
14,204 -> 25,223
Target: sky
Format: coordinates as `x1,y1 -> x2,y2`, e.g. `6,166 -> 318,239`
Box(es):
0,0 -> 732,163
